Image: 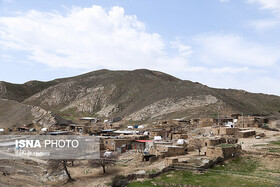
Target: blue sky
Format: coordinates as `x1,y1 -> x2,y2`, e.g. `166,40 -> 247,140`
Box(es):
0,0 -> 280,95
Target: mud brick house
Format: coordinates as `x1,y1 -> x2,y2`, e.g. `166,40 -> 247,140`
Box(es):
206,144 -> 242,159
225,137 -> 238,144
150,145 -> 185,157
101,129 -> 116,136
103,122 -> 122,130
67,124 -> 85,132
164,157 -> 179,166
103,138 -> 131,151
172,133 -> 188,140
203,137 -> 226,147
80,117 -> 99,124
235,116 -> 263,128
198,118 -> 217,127
108,117 -> 122,123
130,140 -> 153,152
211,127 -> 239,135
150,129 -> 167,139
236,130 -> 256,138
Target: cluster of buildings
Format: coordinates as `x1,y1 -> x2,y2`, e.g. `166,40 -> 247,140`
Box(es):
6,114 -> 271,162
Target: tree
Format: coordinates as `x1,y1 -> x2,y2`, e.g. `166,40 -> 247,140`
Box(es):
194,140 -> 202,156
89,151 -> 118,173
47,159 -> 74,182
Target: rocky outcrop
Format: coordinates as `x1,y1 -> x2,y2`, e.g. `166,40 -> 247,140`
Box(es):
31,106 -> 57,128
0,99 -> 70,128
126,95 -> 218,121
0,81 -> 7,97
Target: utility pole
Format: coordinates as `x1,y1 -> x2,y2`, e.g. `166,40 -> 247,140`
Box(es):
242,112 -> 244,128
218,106 -> 220,126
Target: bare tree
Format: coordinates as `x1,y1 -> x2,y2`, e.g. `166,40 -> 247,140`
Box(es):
47,159 -> 74,182
88,151 -> 118,173
194,140 -> 202,156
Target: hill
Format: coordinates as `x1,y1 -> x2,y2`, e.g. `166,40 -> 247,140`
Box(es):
1,69 -> 280,121
0,99 -> 71,128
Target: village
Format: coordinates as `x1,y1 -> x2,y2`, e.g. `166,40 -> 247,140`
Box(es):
1,113 -> 279,186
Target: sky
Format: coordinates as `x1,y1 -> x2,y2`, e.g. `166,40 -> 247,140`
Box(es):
0,0 -> 280,95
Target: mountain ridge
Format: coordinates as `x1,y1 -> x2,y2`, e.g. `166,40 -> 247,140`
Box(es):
1,69 -> 280,121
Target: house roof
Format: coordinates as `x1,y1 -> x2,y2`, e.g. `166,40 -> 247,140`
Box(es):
102,129 -> 116,132
135,140 -> 152,143
80,117 -> 97,120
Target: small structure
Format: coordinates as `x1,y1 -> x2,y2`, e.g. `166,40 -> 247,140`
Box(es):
108,117 -> 122,123
164,157 -> 179,166
103,139 -> 131,152
206,144 -> 242,159
103,123 -> 122,130
235,116 -> 265,128
177,139 -> 187,145
130,140 -> 153,152
113,130 -> 139,135
80,117 -> 99,124
236,130 -> 256,138
204,137 -> 225,147
150,145 -> 185,157
198,118 -> 217,127
172,133 -> 188,141
154,136 -> 162,141
211,127 -> 239,135
46,131 -> 71,135
150,129 -> 166,138
17,127 -> 30,132
68,124 -> 85,132
101,129 -> 116,136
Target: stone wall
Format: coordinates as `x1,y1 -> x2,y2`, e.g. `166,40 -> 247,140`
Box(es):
236,130 -> 256,138
206,144 -> 242,159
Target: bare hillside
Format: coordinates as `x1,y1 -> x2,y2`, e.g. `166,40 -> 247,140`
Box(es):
1,69 -> 280,121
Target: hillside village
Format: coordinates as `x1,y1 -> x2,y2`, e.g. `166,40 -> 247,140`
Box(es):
0,70 -> 280,186
0,110 -> 280,186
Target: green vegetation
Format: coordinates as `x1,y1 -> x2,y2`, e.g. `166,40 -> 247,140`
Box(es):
215,144 -> 236,148
146,169 -> 158,175
117,164 -> 128,167
252,140 -> 280,153
128,156 -> 278,187
213,156 -> 259,173
267,147 -> 280,153
128,170 -> 276,187
270,140 -> 280,146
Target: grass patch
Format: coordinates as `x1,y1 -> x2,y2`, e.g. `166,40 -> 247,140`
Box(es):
267,147 -> 280,153
117,164 -> 128,167
128,170 -> 276,187
215,144 -> 236,148
213,156 -> 260,173
129,156 -> 278,187
146,169 -> 158,174
269,140 -> 280,146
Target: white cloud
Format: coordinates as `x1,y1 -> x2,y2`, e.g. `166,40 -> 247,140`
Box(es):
1,0 -> 14,3
193,33 -> 280,67
0,5 -> 191,71
171,41 -> 193,58
219,0 -> 230,3
249,19 -> 279,31
247,0 -> 280,14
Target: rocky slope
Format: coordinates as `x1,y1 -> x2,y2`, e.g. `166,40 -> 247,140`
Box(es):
0,99 -> 70,128
1,69 -> 280,121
